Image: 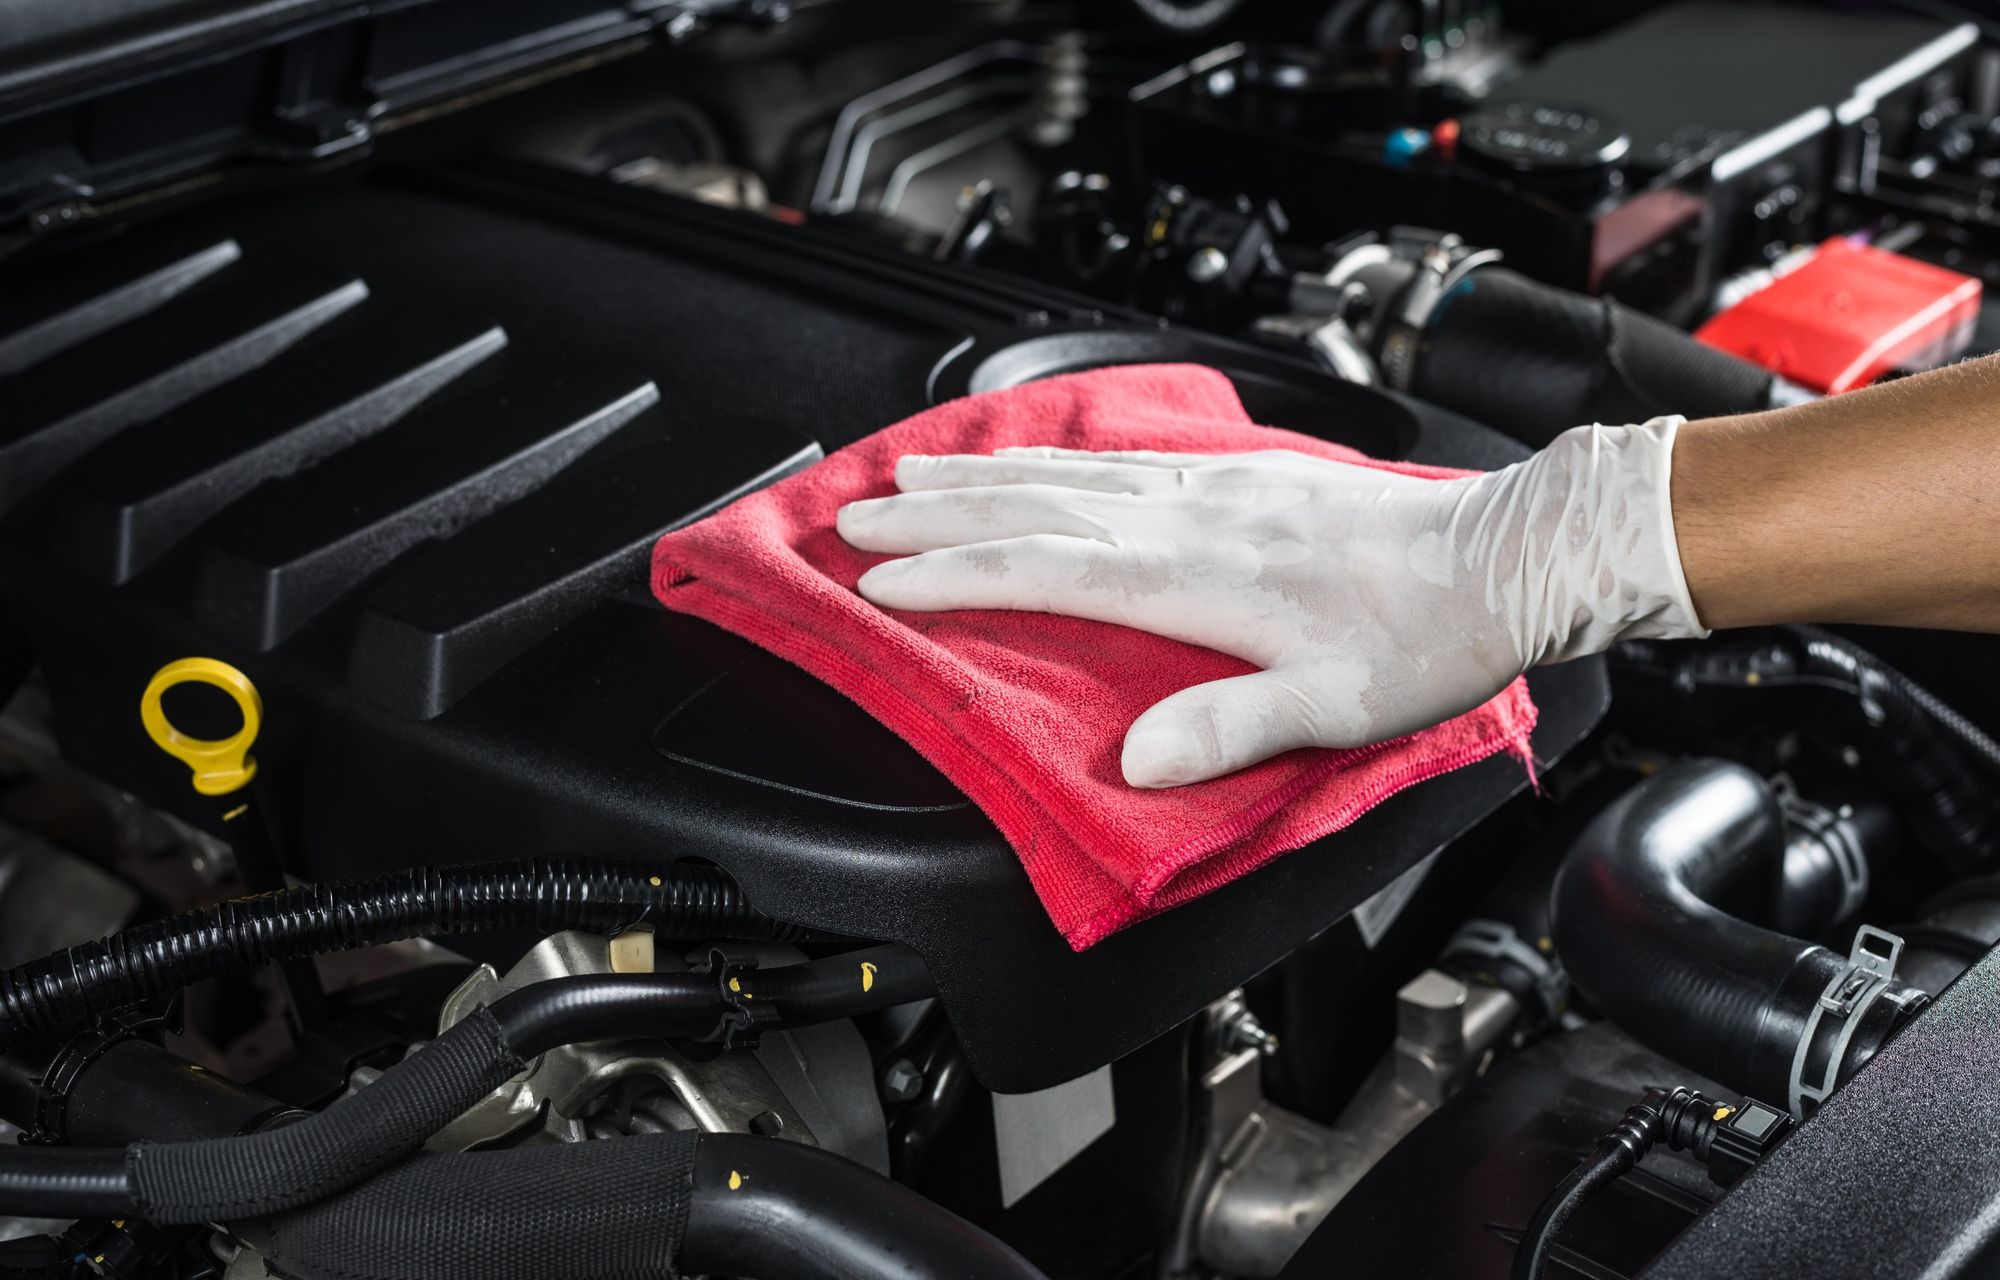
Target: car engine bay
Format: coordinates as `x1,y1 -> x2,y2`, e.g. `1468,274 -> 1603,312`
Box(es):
3,1 -> 2000,1277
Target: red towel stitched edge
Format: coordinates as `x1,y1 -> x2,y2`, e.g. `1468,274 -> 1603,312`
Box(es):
651,364 -> 1537,949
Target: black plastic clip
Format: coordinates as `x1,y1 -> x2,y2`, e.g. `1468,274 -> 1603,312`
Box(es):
21,1004 -> 173,1146
699,947 -> 782,1051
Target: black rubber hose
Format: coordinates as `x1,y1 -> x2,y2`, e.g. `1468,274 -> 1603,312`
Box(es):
734,942 -> 934,1015
1409,267 -> 1776,447
1550,760 -> 1923,1105
0,859 -> 801,1053
257,1130 -> 1047,1280
0,1148 -> 130,1218
681,1134 -> 1047,1280
499,944 -> 927,1054
0,947 -> 930,1222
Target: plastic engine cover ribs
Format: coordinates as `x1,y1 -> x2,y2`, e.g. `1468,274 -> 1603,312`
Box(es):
0,162 -> 1605,1091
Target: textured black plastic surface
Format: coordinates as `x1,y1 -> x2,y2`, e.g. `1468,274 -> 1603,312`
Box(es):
0,0 -> 690,227
1281,1023 -> 1730,1280
1646,943 -> 2000,1280
0,162 -> 1606,1091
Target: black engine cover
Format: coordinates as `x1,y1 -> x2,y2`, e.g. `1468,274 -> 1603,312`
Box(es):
0,162 -> 1605,1090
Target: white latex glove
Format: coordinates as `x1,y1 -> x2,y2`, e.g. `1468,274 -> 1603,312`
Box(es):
837,419 -> 1708,788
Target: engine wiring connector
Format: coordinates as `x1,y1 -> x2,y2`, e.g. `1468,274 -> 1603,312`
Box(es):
1623,1085 -> 1795,1188
1512,1086 -> 1794,1280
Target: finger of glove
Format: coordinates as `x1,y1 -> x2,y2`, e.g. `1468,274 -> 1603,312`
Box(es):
1121,669 -> 1336,788
895,453 -> 1180,495
994,445 -> 1221,468
859,538 -> 1275,662
838,485 -> 1128,554
857,534 -> 1155,618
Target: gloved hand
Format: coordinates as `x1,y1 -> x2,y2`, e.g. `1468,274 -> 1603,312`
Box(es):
837,419 -> 1708,788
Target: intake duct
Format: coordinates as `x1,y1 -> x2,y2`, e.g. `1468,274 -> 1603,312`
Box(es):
1384,264 -> 1780,446
1551,759 -> 1928,1114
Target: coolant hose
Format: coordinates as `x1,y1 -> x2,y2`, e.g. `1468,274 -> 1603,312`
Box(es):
1550,760 -> 1925,1108
257,1130 -> 1047,1280
0,945 -> 929,1221
0,859 -> 801,1052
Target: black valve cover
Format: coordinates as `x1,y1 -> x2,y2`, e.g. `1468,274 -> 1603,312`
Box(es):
0,161 -> 1605,1090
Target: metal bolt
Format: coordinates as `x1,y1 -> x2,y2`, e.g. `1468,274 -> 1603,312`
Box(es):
1212,991 -> 1280,1057
1225,1014 -> 1280,1057
881,1058 -> 924,1104
1187,246 -> 1230,284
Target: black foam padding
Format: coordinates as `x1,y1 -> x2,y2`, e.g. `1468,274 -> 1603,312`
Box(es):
129,1008 -> 522,1224
263,1131 -> 699,1280
1646,944 -> 2000,1280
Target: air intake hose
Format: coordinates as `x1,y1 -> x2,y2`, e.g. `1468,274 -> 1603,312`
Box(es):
1403,267 -> 1778,446
0,859 -> 800,1052
1550,760 -> 1926,1111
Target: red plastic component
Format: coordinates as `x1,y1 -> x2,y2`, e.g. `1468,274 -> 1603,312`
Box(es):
1695,238 -> 1982,394
1432,117 -> 1461,160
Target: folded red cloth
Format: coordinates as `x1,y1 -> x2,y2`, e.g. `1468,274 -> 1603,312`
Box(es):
651,364 -> 1537,949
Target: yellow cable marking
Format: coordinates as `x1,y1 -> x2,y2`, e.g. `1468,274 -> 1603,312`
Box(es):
728,1170 -> 744,1191
1745,671 -> 1763,686
649,875 -> 662,887
860,961 -> 877,993
223,803 -> 249,821
728,976 -> 741,993
1714,1105 -> 1735,1122
111,1220 -> 124,1229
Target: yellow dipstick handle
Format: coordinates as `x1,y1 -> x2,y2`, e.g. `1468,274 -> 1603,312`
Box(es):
140,658 -> 262,796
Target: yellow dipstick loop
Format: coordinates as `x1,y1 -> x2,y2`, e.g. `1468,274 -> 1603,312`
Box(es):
140,658 -> 263,796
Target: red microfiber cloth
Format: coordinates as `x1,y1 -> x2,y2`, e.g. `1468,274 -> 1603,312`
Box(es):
650,364 -> 1537,949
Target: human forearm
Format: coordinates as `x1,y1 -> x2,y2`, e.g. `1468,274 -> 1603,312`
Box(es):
1672,354 -> 2000,632
838,358 -> 2000,787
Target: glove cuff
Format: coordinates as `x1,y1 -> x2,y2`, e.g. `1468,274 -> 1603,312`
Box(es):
1639,415 -> 1712,644
1499,416 -> 1712,668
